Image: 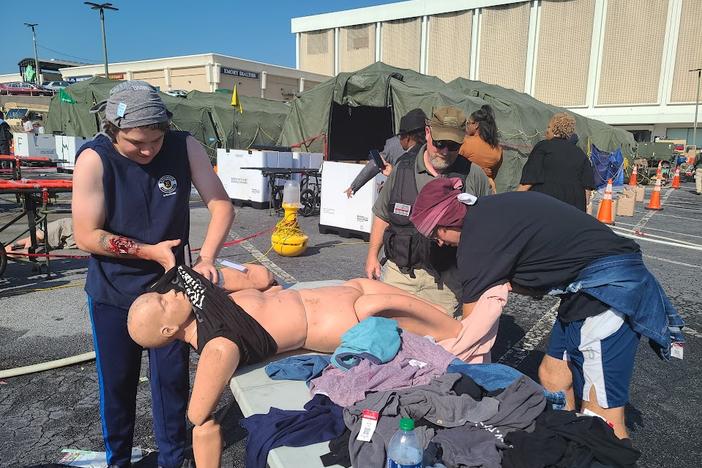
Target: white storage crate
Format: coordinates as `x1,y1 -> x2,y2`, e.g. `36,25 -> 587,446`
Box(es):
320,161 -> 384,235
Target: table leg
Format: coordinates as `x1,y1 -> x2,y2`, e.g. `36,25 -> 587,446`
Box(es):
42,212 -> 51,277
24,194 -> 39,267
268,176 -> 275,216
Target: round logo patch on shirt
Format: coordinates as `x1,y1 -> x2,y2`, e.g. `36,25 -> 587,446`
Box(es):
158,175 -> 178,196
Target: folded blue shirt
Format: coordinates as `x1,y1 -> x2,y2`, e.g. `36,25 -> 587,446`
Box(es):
265,355 -> 331,383
331,317 -> 401,370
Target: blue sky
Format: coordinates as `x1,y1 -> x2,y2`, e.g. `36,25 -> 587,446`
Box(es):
3,0 -> 404,74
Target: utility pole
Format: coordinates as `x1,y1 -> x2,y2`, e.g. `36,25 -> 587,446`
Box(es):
84,2 -> 119,78
691,68 -> 702,149
24,23 -> 40,85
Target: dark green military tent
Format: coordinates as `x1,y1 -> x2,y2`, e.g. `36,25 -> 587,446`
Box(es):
278,62 -> 635,192
45,77 -> 289,160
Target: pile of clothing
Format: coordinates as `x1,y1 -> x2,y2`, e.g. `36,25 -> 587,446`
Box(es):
240,318 -> 640,468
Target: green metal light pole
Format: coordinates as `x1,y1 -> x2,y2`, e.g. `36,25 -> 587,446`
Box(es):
24,23 -> 40,85
84,2 -> 119,78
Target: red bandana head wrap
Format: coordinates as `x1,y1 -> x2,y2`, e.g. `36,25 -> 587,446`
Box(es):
410,177 -> 474,237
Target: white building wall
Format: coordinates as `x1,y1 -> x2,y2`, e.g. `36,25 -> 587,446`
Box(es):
292,0 -> 700,141
59,53 -> 329,101
0,73 -> 23,84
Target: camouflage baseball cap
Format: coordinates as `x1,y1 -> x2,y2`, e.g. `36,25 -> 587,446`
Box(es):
428,106 -> 467,144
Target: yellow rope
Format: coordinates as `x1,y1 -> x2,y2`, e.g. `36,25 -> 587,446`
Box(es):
258,125 -> 278,143
273,212 -> 307,243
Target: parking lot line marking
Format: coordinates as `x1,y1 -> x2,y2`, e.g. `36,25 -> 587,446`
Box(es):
615,222 -> 702,240
643,254 -> 702,270
632,188 -> 674,232
498,302 -> 559,368
647,212 -> 702,221
230,231 -> 297,285
611,228 -> 702,251
611,225 -> 702,247
658,204 -> 702,213
682,326 -> 702,339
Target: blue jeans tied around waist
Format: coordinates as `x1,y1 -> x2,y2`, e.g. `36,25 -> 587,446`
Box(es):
549,252 -> 684,360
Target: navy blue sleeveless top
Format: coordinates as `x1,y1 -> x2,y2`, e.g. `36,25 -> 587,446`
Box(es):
78,131 -> 191,309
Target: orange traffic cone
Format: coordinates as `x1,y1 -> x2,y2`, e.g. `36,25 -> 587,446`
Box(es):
597,179 -> 615,225
671,166 -> 680,189
655,161 -> 662,178
646,176 -> 663,210
628,165 -> 638,187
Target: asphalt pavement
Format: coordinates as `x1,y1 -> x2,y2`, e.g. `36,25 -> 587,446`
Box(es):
1,182 -> 700,467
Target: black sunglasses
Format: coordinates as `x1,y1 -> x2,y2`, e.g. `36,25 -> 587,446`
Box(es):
433,140 -> 461,151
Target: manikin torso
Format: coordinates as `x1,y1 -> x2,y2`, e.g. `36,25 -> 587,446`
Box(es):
188,280 -> 460,356
230,286 -> 363,353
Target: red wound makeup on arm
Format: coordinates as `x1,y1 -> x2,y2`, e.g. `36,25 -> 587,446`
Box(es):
108,236 -> 140,255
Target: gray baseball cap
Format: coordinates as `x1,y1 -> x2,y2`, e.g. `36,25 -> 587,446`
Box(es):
90,80 -> 172,128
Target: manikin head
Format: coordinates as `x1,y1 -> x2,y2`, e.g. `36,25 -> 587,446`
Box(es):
127,289 -> 193,348
91,80 -> 172,164
424,106 -> 465,172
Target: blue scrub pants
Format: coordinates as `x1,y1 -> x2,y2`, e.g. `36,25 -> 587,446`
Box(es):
88,297 -> 190,467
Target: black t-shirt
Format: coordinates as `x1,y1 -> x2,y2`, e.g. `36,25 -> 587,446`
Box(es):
150,266 -> 278,363
458,191 -> 639,321
520,138 -> 596,212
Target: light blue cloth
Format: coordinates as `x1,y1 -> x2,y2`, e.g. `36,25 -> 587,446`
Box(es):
265,355 -> 331,383
331,317 -> 401,370
448,360 -> 567,410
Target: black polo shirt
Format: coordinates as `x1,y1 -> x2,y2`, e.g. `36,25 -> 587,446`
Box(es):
458,191 -> 639,321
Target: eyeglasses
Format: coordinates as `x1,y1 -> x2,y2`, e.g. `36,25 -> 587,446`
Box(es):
433,140 -> 461,152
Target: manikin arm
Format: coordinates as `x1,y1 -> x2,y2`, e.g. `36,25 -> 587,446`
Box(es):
72,148 -> 181,270
187,136 -> 235,281
189,338 -> 241,468
218,263 -> 275,292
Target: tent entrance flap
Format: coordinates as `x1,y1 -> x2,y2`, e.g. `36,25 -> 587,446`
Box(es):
328,103 -> 393,161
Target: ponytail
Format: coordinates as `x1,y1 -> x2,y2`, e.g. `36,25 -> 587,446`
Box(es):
470,104 -> 499,148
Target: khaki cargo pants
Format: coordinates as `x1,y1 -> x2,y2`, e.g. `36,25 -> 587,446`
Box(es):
381,259 -> 460,318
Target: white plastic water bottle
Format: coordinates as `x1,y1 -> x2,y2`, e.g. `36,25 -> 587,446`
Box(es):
386,418 -> 423,468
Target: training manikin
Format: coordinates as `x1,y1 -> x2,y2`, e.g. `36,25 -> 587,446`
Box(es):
128,265 -> 509,468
